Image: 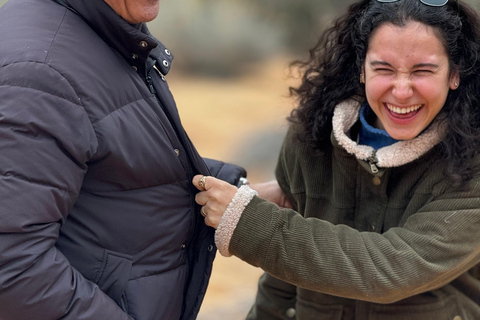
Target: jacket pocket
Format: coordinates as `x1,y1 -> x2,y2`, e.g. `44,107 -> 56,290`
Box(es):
93,249 -> 133,304
367,294 -> 464,320
296,298 -> 344,320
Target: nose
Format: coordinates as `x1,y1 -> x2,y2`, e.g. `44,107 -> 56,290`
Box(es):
392,74 -> 414,101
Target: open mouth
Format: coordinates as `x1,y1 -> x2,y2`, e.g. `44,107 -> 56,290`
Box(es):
386,103 -> 422,115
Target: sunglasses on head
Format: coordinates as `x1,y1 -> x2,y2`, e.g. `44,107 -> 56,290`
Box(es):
377,0 -> 449,7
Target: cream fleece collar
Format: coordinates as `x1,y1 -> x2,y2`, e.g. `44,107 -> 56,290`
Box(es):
332,100 -> 447,168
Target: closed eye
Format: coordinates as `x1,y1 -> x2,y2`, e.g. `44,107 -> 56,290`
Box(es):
414,69 -> 434,74
374,68 -> 395,75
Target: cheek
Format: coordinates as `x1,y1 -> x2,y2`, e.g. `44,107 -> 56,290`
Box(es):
365,78 -> 390,102
415,80 -> 449,107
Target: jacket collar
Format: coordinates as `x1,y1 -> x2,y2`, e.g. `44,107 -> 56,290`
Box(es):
59,0 -> 172,75
332,99 -> 447,168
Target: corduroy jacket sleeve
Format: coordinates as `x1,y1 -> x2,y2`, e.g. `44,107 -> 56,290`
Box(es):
0,62 -> 133,320
228,126 -> 480,304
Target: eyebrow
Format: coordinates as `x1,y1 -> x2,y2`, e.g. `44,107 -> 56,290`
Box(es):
369,60 -> 439,69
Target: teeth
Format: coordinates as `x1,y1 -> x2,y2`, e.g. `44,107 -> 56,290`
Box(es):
386,103 -> 422,114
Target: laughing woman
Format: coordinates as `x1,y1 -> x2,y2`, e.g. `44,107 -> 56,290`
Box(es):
193,0 -> 480,318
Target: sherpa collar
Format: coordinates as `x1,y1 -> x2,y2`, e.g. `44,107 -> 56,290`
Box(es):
332,100 -> 447,168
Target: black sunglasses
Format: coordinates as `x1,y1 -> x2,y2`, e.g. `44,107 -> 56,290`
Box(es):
377,0 -> 449,7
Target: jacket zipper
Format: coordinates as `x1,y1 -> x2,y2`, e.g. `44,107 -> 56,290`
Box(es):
145,70 -> 159,103
144,60 -> 199,300
367,150 -> 379,174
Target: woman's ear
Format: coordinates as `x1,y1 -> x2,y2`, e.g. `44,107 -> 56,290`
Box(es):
449,72 -> 460,90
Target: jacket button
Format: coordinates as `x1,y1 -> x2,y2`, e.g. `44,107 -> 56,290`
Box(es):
131,53 -> 138,59
207,244 -> 214,252
372,176 -> 381,185
285,307 -> 296,318
180,244 -> 186,249
131,66 -> 137,71
453,316 -> 463,320
139,40 -> 148,48
164,48 -> 171,56
162,60 -> 169,68
174,148 -> 180,156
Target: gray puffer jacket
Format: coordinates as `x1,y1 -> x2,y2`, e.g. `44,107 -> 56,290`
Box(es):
0,0 -> 245,319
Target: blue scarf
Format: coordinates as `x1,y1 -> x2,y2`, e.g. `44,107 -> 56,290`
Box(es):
358,104 -> 398,150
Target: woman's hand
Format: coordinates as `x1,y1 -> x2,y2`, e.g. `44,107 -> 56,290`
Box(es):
193,175 -> 238,229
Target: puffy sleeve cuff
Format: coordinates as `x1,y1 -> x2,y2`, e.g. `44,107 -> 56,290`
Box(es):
215,185 -> 258,257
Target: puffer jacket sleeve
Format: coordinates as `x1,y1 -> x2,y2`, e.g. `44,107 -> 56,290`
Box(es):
227,126 -> 480,304
0,62 -> 133,319
203,158 -> 246,186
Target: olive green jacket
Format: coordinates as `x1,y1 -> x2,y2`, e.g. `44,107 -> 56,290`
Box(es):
219,101 -> 480,320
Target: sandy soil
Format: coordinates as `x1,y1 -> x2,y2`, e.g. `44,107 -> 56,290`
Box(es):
169,56 -> 299,182
167,57 -> 299,319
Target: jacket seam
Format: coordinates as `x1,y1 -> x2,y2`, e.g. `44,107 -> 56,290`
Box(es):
82,178 -> 190,194
44,5 -> 68,65
128,265 -> 186,281
0,171 -> 76,195
91,96 -> 157,125
0,81 -> 80,107
1,61 -> 100,158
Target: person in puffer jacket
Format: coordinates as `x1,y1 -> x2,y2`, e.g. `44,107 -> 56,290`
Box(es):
0,0 -> 249,319
192,0 -> 480,319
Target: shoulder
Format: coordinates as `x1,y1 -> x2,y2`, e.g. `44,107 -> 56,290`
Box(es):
0,0 -> 71,67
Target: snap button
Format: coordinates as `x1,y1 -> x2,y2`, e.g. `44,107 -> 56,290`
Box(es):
174,148 -> 180,156
372,176 -> 381,186
131,53 -> 138,59
453,316 -> 462,320
131,65 -> 138,71
164,48 -> 171,56
162,60 -> 169,68
139,40 -> 148,48
207,244 -> 214,252
285,307 -> 296,318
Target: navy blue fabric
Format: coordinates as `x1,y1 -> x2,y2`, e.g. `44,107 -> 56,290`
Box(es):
358,104 -> 398,149
0,0 -> 245,319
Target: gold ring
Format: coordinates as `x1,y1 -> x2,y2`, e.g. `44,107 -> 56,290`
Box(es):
198,175 -> 207,190
201,207 -> 207,217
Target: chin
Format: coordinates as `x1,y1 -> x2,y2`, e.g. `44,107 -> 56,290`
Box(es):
388,131 -> 420,141
128,6 -> 159,23
142,5 -> 159,22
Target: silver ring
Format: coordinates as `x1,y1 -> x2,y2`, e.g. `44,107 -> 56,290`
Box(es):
201,207 -> 207,217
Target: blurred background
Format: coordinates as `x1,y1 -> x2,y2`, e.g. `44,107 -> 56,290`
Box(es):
1,0 -> 479,318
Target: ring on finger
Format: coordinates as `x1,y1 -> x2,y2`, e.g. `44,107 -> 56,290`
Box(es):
201,207 -> 207,217
198,175 -> 207,190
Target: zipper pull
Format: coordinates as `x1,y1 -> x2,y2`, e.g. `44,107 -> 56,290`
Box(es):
367,151 -> 379,174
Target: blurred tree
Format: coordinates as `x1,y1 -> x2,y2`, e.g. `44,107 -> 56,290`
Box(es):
247,0 -> 347,54
149,0 -> 284,77
1,0 -> 479,76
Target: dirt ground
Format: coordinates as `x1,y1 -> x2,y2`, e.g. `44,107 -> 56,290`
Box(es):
167,57 -> 299,319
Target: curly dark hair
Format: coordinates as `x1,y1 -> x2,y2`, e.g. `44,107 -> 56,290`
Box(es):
289,0 -> 480,185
